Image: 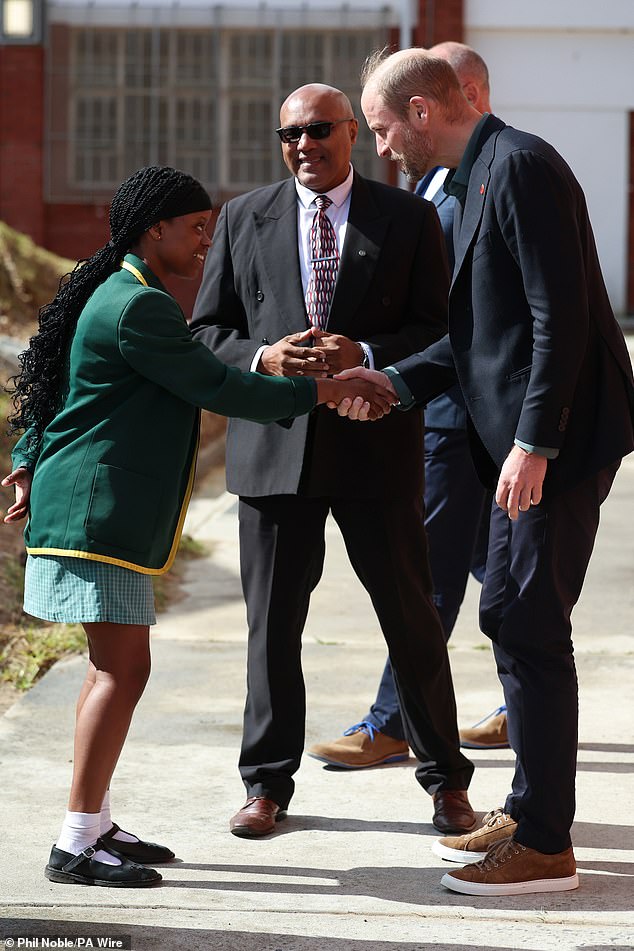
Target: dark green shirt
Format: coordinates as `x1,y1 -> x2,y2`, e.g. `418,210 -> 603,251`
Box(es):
443,113 -> 493,207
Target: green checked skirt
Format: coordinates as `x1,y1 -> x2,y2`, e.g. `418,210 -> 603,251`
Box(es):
23,554 -> 156,626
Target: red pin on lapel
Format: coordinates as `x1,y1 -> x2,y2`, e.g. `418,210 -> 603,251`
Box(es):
480,183 -> 485,195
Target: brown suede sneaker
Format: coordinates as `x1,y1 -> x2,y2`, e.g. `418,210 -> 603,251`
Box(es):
459,705 -> 510,749
441,837 -> 579,896
307,723 -> 409,769
432,807 -> 518,863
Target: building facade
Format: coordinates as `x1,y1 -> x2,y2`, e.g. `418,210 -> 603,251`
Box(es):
1,0 -> 633,314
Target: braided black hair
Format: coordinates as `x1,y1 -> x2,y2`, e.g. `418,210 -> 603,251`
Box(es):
7,166 -> 211,449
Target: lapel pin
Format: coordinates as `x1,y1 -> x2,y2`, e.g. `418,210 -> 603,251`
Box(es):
480,183 -> 485,195
358,249 -> 367,257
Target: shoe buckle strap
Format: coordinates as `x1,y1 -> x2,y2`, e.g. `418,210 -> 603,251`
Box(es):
62,845 -> 97,872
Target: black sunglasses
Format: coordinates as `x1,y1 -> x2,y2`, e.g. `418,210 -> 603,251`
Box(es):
275,118 -> 354,144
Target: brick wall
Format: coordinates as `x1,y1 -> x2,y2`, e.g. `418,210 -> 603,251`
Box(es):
413,0 -> 464,47
0,45 -> 45,245
44,202 -> 110,261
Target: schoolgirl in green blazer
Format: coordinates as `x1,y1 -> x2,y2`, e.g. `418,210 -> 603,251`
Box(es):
12,250 -> 316,574
2,166 -> 392,888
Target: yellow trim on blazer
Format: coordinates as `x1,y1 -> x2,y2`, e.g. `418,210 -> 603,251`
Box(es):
27,419 -> 201,576
120,260 -> 149,286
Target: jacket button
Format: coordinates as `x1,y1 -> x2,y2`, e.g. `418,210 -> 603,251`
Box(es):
382,296 -> 391,307
256,290 -> 264,302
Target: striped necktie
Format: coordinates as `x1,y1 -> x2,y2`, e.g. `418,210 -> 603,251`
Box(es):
305,194 -> 339,330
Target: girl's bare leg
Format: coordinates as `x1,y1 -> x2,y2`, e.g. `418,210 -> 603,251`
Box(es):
67,622 -> 151,814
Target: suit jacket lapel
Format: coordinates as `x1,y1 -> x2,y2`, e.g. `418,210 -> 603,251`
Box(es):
432,188 -> 451,212
328,173 -> 389,332
452,124 -> 505,287
254,179 -> 308,336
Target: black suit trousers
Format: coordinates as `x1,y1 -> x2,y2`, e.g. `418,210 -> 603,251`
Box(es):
237,494 -> 474,809
480,462 -> 619,853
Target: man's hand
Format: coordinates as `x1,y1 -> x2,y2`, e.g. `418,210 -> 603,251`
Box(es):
496,445 -> 548,520
329,367 -> 397,420
258,328 -> 329,378
318,367 -> 398,422
316,374 -> 397,421
2,467 -> 32,523
310,330 -> 365,374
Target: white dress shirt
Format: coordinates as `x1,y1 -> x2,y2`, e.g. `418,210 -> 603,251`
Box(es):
251,164 -> 373,370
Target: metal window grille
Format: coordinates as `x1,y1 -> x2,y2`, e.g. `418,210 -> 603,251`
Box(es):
46,22 -> 387,202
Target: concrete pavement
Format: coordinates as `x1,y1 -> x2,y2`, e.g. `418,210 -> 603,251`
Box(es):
1,456 -> 633,950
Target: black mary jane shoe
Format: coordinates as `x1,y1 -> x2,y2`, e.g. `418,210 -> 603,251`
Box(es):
100,822 -> 175,864
45,840 -> 162,887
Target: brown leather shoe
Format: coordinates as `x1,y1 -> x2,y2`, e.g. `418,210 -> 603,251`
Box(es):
432,789 -> 477,834
229,797 -> 287,838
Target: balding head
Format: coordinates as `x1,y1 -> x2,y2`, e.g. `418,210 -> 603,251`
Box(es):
360,47 -> 484,180
430,41 -> 491,113
278,83 -> 358,192
280,84 -> 354,123
361,47 -> 467,122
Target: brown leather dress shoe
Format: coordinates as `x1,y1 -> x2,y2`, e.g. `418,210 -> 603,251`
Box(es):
432,789 -> 477,834
229,797 -> 287,838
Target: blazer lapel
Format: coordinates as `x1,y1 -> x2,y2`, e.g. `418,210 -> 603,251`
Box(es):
328,173 -> 389,332
452,125 -> 505,286
432,188 -> 451,212
254,179 -> 308,336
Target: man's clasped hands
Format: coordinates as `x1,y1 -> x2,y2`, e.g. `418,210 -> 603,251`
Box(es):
257,326 -> 397,420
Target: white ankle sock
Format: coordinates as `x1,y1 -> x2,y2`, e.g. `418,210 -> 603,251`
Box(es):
99,789 -> 113,835
57,810 -> 121,865
99,790 -> 139,844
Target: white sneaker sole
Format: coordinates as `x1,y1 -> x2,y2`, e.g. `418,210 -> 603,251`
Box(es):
440,871 -> 580,896
432,839 -> 487,864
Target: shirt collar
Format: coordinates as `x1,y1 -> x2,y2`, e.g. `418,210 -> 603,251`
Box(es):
444,113 -> 494,206
294,164 -> 354,209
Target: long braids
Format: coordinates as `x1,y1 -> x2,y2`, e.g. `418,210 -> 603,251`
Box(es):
7,166 -> 211,449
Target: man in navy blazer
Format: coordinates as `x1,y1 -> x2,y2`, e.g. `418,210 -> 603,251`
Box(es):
343,48 -> 634,896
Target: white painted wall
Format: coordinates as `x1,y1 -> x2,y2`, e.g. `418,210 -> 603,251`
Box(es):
466,3 -> 634,313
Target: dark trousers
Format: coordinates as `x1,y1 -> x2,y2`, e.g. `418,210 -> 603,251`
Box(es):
365,427 -> 490,740
237,494 -> 474,809
480,463 -> 619,854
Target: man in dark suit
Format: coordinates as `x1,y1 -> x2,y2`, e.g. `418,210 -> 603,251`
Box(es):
340,49 -> 634,895
308,43 -> 503,772
190,83 -> 476,838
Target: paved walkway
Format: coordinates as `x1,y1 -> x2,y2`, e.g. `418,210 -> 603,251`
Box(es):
1,453 -> 634,948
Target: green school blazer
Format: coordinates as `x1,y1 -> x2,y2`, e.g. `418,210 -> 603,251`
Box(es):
12,255 -> 316,574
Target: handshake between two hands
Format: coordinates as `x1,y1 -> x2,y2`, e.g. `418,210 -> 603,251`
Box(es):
258,328 -> 398,421
320,367 -> 398,421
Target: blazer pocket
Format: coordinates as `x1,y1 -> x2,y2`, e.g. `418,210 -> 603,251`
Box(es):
472,230 -> 493,262
86,463 -> 162,553
506,365 -> 532,382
